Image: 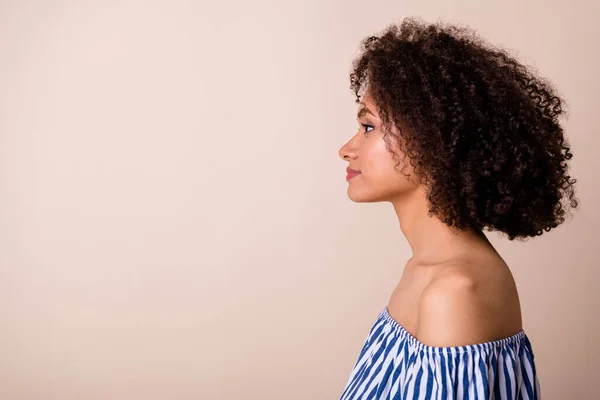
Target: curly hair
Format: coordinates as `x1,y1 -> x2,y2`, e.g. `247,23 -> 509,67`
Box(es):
350,17 -> 578,241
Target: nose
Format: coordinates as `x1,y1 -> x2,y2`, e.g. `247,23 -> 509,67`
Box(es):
339,136 -> 358,161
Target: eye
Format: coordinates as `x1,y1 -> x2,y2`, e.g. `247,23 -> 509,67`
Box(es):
360,123 -> 375,134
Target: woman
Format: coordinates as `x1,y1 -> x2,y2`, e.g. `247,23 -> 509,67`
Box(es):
338,18 -> 578,400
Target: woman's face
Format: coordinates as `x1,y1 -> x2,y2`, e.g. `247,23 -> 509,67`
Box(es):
338,93 -> 418,203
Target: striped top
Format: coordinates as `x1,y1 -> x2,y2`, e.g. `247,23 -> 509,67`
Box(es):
340,308 -> 540,400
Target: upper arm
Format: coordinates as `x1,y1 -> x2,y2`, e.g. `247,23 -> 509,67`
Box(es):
414,268 -> 493,347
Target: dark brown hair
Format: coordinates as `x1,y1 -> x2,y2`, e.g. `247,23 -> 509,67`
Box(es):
350,17 -> 578,240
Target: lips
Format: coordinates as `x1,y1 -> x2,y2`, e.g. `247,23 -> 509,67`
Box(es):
346,167 -> 361,180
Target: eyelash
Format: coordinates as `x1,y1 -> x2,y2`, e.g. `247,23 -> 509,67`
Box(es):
360,123 -> 375,134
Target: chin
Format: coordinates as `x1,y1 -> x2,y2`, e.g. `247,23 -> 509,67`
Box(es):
347,181 -> 417,203
347,187 -> 390,203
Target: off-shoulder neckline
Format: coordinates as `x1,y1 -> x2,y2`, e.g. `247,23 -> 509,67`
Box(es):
381,307 -> 528,354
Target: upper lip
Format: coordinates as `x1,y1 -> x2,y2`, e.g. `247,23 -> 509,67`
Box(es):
346,167 -> 360,174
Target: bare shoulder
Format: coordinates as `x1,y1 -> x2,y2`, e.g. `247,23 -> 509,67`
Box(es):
414,262 -> 522,347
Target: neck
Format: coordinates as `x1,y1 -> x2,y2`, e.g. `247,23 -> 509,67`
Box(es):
391,186 -> 492,265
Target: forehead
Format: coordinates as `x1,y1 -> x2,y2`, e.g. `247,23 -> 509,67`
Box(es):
357,93 -> 379,117
361,92 -> 375,104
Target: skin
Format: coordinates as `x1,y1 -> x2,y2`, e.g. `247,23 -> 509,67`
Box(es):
338,93 -> 523,347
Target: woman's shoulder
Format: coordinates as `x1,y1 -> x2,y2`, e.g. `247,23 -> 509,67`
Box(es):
413,258 -> 523,348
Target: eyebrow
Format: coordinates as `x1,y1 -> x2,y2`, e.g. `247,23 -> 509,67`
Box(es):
357,103 -> 375,119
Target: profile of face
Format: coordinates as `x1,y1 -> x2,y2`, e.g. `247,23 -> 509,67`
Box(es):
338,93 -> 419,203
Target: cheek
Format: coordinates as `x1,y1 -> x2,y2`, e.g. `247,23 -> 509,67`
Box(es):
364,137 -> 399,176
364,139 -> 415,189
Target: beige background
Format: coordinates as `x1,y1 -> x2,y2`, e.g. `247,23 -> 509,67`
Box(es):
0,1 -> 597,399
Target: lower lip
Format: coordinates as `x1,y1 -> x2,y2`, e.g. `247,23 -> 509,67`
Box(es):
346,172 -> 360,180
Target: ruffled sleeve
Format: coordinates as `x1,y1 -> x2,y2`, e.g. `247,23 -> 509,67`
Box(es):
339,309 -> 541,400
399,332 -> 540,399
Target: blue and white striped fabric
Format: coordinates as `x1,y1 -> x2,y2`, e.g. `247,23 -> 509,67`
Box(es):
340,308 -> 540,399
